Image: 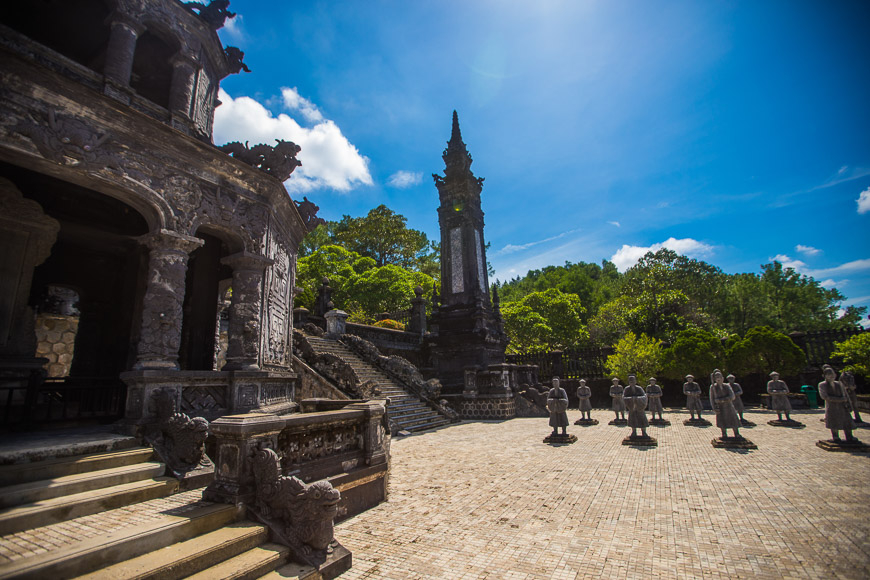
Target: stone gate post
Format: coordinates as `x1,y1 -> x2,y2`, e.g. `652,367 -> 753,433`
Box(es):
221,251 -> 273,371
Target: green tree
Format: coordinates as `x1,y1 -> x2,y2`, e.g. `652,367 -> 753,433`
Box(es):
295,244 -> 375,309
341,264 -> 434,319
832,333 -> 870,377
726,326 -> 806,376
660,328 -> 725,380
719,273 -> 772,335
604,332 -> 664,380
298,223 -> 333,257
501,289 -> 588,353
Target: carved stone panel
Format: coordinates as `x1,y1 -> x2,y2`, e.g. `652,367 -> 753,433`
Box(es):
450,227 -> 464,294
262,234 -> 291,368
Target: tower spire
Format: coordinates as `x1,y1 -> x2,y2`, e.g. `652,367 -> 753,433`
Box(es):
450,110 -> 462,145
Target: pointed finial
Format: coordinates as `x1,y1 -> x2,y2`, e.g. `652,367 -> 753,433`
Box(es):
450,110 -> 462,144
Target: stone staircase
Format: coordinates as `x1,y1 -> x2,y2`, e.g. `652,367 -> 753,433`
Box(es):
0,432 -> 329,579
304,335 -> 452,433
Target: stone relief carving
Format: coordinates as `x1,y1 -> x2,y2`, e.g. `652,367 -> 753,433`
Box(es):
146,388 -> 213,479
277,424 -> 363,465
263,235 -> 291,367
252,448 -> 341,560
219,139 -> 301,182
13,109 -> 117,169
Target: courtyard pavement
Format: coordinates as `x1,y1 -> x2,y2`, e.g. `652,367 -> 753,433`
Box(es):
336,408 -> 870,579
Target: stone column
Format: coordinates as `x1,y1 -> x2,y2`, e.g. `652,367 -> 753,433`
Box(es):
324,309 -> 348,338
168,52 -> 198,117
407,285 -> 427,335
133,230 -> 203,371
221,252 -> 273,371
103,14 -> 144,87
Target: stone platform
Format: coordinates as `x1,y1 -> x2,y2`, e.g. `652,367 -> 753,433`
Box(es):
607,418 -> 627,426
336,408 -> 870,579
768,419 -> 806,428
573,418 -> 599,426
712,436 -> 757,449
683,418 -> 712,426
543,433 -> 577,444
650,418 -> 671,426
816,439 -> 870,452
621,434 -> 657,446
741,419 -> 757,427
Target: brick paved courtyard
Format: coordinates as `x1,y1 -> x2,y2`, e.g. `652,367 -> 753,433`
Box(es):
336,408 -> 870,579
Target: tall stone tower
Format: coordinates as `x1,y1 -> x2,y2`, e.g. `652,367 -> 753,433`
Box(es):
429,111 -> 507,395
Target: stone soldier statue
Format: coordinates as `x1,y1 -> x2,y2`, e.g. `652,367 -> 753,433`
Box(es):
766,371 -> 792,421
840,371 -> 862,423
576,379 -> 592,421
610,377 -> 626,421
646,377 -> 664,421
547,377 -> 570,437
683,375 -> 703,420
623,374 -> 649,438
710,370 -> 741,439
819,365 -> 857,443
726,374 -> 746,422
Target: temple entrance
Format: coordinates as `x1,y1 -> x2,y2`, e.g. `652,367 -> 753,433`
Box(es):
0,162 -> 149,425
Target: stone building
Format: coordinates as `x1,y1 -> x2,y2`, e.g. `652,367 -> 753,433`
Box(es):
0,0 -> 314,427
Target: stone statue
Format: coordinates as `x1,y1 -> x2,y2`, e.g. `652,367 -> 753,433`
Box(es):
145,388 -> 212,479
840,371 -> 863,423
683,375 -> 704,421
546,377 -> 569,437
725,373 -> 748,424
224,46 -> 251,74
609,377 -> 626,422
709,370 -> 741,439
576,379 -> 592,420
819,365 -> 857,443
219,139 -> 302,182
186,0 -> 236,29
294,196 -> 327,232
646,377 -> 664,421
252,448 -> 341,560
623,375 -> 649,438
766,371 -> 792,422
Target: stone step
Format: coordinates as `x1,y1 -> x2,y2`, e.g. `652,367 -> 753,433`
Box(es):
0,476 -> 181,536
0,447 -> 156,487
390,407 -> 439,421
0,502 -> 239,580
401,415 -> 451,430
0,461 -> 166,509
75,521 -> 268,580
407,419 -> 451,432
258,560 -> 319,579
186,543 -> 291,580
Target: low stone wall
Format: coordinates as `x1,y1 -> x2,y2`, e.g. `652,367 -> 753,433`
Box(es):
455,394 -> 516,420
292,355 -> 350,401
344,323 -> 427,368
204,400 -> 390,522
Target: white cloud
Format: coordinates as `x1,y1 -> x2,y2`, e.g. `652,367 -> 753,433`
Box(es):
858,187 -> 870,214
771,254 -> 870,279
796,244 -> 821,256
214,89 -> 372,193
494,229 -> 581,256
607,221 -> 621,227
281,87 -> 324,124
220,14 -> 245,42
820,279 -> 849,289
386,170 -> 423,188
610,238 -> 714,272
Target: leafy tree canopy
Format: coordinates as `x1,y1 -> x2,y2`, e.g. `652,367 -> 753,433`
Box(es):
660,328 -> 725,380
501,289 -> 588,354
726,325 -> 806,377
604,332 -> 664,381
832,333 -> 870,377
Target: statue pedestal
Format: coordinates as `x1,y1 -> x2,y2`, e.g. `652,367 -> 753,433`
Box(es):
740,419 -> 756,427
649,418 -> 671,426
543,433 -> 577,444
711,437 -> 757,449
768,419 -> 805,428
815,439 -> 870,452
574,418 -> 599,426
683,418 -> 711,427
608,418 -> 627,426
622,435 -> 657,447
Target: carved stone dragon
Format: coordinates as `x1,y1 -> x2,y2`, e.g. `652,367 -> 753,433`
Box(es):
146,388 -> 213,479
252,448 -> 341,560
186,0 -> 236,29
219,139 -> 301,182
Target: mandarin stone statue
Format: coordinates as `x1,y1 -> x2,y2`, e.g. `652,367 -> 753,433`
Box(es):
544,377 -> 576,444
646,377 -> 667,424
709,369 -> 757,449
683,375 -> 709,425
622,374 -> 656,446
840,371 -> 863,424
767,371 -> 800,426
574,379 -> 598,425
609,377 -> 627,425
726,373 -> 753,427
816,365 -> 866,451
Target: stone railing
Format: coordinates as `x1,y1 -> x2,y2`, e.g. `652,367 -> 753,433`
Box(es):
204,400 -> 389,520
338,334 -> 459,423
292,330 -> 381,400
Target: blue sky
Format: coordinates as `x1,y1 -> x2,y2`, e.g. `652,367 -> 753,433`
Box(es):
213,0 -> 870,322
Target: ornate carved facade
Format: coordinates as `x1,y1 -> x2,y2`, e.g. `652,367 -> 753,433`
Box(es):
0,0 -> 314,428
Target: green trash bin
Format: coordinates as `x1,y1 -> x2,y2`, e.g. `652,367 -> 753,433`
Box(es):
801,385 -> 818,408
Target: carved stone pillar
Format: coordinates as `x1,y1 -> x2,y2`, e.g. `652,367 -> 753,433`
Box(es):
134,230 -> 203,371
168,52 -> 198,117
324,309 -> 348,338
103,14 -> 144,87
221,252 -> 273,371
407,285 -> 427,335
